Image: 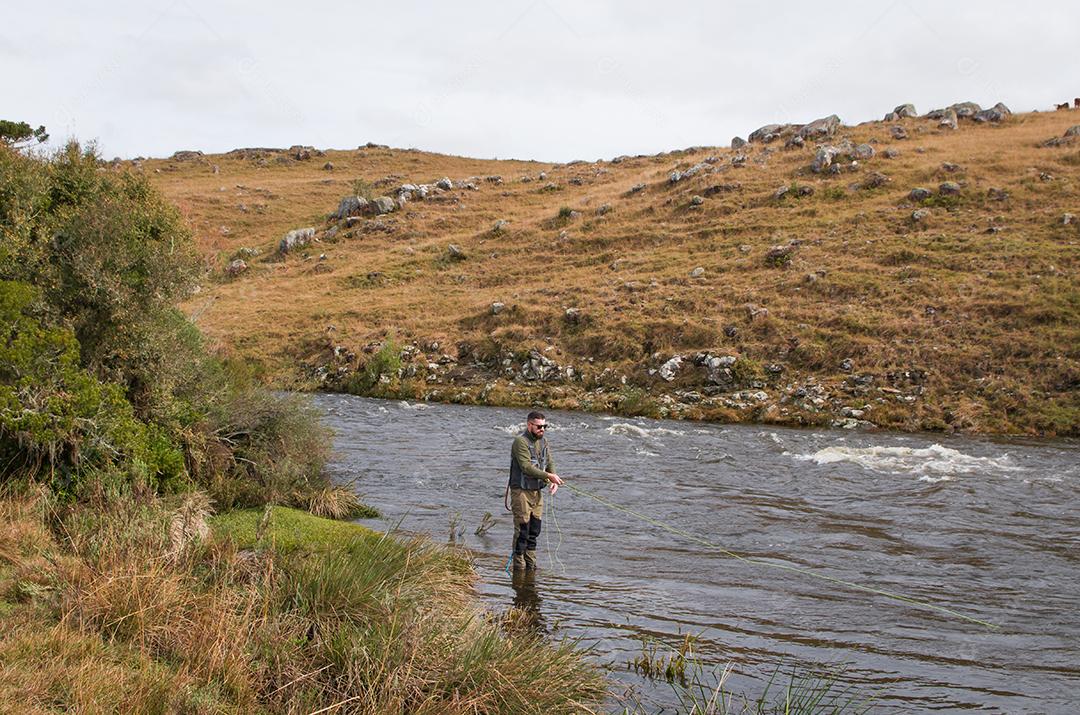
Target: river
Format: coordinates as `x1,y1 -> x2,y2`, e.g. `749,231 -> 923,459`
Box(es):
311,393 -> 1079,714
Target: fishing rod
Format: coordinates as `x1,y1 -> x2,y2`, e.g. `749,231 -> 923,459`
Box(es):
550,479 -> 999,630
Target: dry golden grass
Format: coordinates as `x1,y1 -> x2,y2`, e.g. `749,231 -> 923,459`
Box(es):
145,109 -> 1080,435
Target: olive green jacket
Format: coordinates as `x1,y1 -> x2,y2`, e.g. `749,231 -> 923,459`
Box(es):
510,433 -> 555,489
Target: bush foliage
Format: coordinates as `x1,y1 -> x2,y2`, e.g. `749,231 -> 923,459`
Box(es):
0,140 -> 339,509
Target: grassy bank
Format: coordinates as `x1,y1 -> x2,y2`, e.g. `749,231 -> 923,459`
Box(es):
0,488 -> 607,713
148,106 -> 1079,436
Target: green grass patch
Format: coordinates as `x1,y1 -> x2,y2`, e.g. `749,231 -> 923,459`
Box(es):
210,506 -> 378,553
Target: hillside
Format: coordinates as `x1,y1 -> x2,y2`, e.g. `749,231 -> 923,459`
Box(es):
146,104 -> 1080,436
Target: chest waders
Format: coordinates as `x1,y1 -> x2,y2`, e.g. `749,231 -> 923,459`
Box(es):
508,435 -> 547,571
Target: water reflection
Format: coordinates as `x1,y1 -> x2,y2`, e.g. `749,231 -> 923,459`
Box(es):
510,570 -> 546,632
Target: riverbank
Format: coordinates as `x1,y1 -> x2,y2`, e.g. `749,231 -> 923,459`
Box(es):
0,489 -> 607,713
151,105 -> 1078,437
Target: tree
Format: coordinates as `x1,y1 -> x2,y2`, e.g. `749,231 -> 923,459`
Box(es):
0,120 -> 49,149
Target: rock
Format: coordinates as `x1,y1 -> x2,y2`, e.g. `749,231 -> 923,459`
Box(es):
612,155 -> 629,163
797,185 -> 815,196
493,219 -> 509,232
171,150 -> 204,161
689,266 -> 705,278
784,135 -> 805,149
893,103 -> 917,118
911,208 -> 931,223
811,146 -> 839,173
669,170 -> 683,183
279,227 -> 316,253
334,195 -> 368,219
596,203 -> 612,216
681,162 -> 710,180
987,187 -> 1009,201
225,259 -> 247,277
798,114 -> 841,139
949,101 -> 982,118
860,172 -> 890,190
491,302 -> 505,315
323,162 -> 334,171
211,164 -> 220,174
730,154 -> 747,167
840,358 -> 853,372
658,355 -> 683,382
1066,126 -> 1080,137
1064,213 -> 1076,225
852,143 -> 875,160
973,102 -> 1011,122
746,304 -> 770,322
484,175 -> 503,184
773,185 -> 790,200
748,123 -> 784,143
436,177 -> 453,190
890,125 -> 908,140
723,325 -> 738,337
731,136 -> 747,149
689,195 -> 705,207
883,112 -> 899,122
372,196 -> 396,214
939,109 -> 958,130
564,307 -> 582,323
939,181 -> 962,196
941,162 -> 961,173
883,148 -> 900,158
765,244 -> 795,266
909,187 -> 932,201
447,244 -> 466,261
628,183 -> 646,194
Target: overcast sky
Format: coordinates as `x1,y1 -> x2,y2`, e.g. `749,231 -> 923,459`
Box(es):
5,1 -> 1077,161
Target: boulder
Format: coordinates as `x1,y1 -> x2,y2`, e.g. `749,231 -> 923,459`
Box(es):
893,103 -> 918,118
690,195 -> 704,206
784,135 -> 805,149
491,302 -> 506,315
773,185 -> 790,200
1066,126 -> 1080,137
629,183 -> 646,194
883,112 -> 899,122
949,102 -> 982,118
372,196 -> 396,214
748,123 -> 784,143
1063,213 -> 1076,225
669,170 -> 683,183
890,125 -> 908,140
909,187 -> 932,201
731,136 -> 747,149
911,208 -> 931,223
939,109 -> 958,130
171,150 -> 204,161
765,244 -> 795,266
689,266 -> 705,278
658,355 -> 683,382
596,203 -> 612,216
279,227 -> 316,253
973,102 -> 1011,123
436,177 -> 453,190
447,244 -> 466,260
798,114 -> 841,139
322,161 -> 334,171
939,181 -> 962,196
811,146 -> 839,173
334,195 -> 368,219
860,172 -> 890,190
493,219 -> 509,232
225,259 -> 247,277
883,148 -> 900,158
730,154 -> 747,167
853,143 -> 875,159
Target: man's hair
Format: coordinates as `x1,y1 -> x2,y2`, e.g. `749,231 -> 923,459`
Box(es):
526,411 -> 546,422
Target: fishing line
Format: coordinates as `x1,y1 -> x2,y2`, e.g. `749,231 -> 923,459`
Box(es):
560,481 -> 999,630
547,487 -> 567,575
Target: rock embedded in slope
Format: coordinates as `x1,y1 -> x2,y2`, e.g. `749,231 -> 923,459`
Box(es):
973,102 -> 1011,122
798,114 -> 841,139
279,227 -> 316,253
853,143 -> 875,160
890,125 -> 908,140
372,196 -> 396,214
893,103 -> 917,118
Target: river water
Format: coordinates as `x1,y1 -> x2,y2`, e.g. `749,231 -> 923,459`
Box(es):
311,393 -> 1079,714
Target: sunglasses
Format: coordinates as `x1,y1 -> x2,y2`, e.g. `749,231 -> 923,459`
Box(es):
530,423 -> 548,430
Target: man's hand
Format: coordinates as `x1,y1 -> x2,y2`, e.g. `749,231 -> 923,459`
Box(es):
547,472 -> 563,495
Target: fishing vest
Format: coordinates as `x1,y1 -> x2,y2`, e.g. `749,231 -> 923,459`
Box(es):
509,433 -> 548,491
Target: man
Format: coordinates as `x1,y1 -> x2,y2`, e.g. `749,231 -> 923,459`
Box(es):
507,411 -> 563,572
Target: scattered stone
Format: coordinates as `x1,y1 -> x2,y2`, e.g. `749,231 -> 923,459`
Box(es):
447,244 -> 466,261
939,109 -> 958,130
890,125 -> 908,140
211,164 -> 220,174
939,181 -> 962,196
731,136 -> 747,149
784,135 -> 805,149
323,162 -> 334,171
798,114 -> 841,139
949,101 -> 982,118
690,195 -> 704,206
941,162 -> 961,172
569,177 -> 584,186
893,103 -> 918,118
883,148 -> 900,158
225,259 -> 247,277
773,185 -> 790,200
669,170 -> 683,183
746,304 -> 770,322
840,358 -> 853,372
689,266 -> 705,278
860,172 -> 890,190
987,187 -> 1009,201
853,143 -> 875,160
493,219 -> 509,233
723,325 -> 738,337
1067,126 -> 1080,137
436,177 -> 453,190
765,244 -> 795,267
811,146 -> 839,173
1040,172 -> 1054,182
484,175 -> 503,184
909,187 -> 932,201
1063,213 -> 1076,225
611,155 -> 629,164
911,208 -> 931,223
703,182 -> 741,197
797,185 -> 815,197
279,227 -> 316,253
973,102 -> 1011,122
731,154 -> 748,167
658,355 -> 683,382
334,195 -> 368,219
372,196 -> 396,214
738,244 -> 752,253
596,203 -> 612,216
564,307 -> 582,323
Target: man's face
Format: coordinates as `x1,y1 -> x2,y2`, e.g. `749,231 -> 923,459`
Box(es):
527,419 -> 548,438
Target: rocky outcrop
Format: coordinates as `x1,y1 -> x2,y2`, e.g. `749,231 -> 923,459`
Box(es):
973,102 -> 1011,122
798,114 -> 841,139
279,227 -> 316,253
